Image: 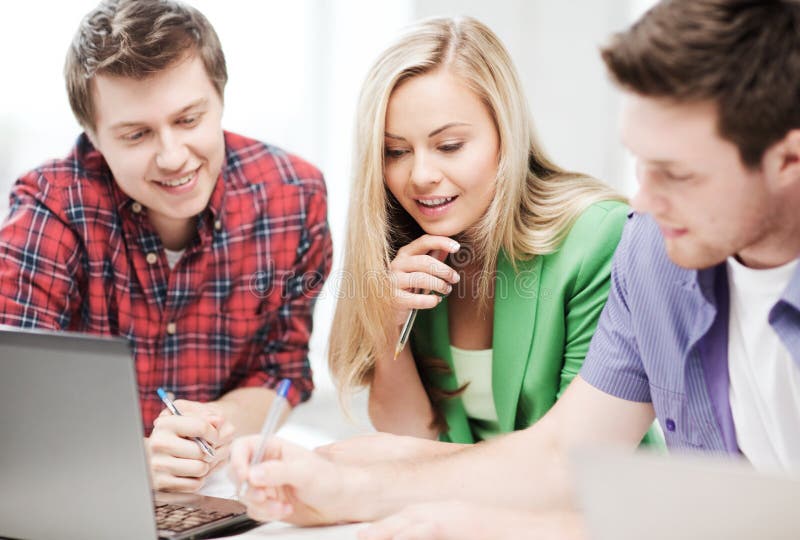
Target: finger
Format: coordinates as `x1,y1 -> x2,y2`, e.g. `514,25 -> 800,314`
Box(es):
359,512 -> 414,540
229,436 -> 258,482
396,235 -> 460,259
243,497 -> 293,523
148,430 -> 209,460
393,289 -> 442,311
152,472 -> 205,493
393,523 -> 438,540
150,454 -> 212,478
396,272 -> 453,296
217,421 -> 236,445
152,414 -> 221,447
175,399 -> 225,422
392,255 -> 459,283
248,459 -> 313,490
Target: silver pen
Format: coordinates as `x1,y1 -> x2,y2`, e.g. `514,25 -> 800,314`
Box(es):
238,378 -> 292,498
156,387 -> 215,458
394,308 -> 419,359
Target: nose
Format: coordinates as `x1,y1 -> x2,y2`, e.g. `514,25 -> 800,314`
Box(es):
155,129 -> 189,172
630,162 -> 668,216
409,152 -> 442,188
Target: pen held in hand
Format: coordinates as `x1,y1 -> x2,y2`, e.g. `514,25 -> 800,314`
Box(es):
394,288 -> 448,359
238,378 -> 292,499
394,308 -> 419,359
156,387 -> 216,459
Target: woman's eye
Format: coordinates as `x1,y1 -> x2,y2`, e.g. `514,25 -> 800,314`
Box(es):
385,148 -> 408,159
438,142 -> 464,153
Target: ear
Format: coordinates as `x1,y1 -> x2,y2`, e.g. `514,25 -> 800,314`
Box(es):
762,129 -> 800,189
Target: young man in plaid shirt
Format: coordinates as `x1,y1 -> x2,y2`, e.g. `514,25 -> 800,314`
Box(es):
0,0 -> 332,492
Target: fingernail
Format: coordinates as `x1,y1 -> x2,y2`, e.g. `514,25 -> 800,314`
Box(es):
446,284 -> 452,294
450,241 -> 460,252
452,272 -> 460,283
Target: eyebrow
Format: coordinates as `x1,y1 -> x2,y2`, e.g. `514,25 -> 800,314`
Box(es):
385,122 -> 472,141
109,98 -> 208,130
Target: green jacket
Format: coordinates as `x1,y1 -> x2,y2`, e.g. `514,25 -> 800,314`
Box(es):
411,201 -> 629,443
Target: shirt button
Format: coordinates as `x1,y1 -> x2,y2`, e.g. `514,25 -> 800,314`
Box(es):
146,252 -> 158,265
131,202 -> 143,213
665,418 -> 676,432
166,322 -> 177,335
214,220 -> 222,231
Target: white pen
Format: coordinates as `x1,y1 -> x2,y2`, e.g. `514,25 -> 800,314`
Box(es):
238,378 -> 292,498
156,387 -> 215,458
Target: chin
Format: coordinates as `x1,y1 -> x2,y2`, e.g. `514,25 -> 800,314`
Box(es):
664,242 -> 726,270
419,224 -> 466,238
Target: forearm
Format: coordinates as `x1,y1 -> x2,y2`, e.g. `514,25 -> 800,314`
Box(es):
215,387 -> 284,437
368,345 -> 438,439
343,421 -> 572,522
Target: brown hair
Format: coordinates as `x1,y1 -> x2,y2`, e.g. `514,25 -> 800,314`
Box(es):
65,0 -> 227,130
601,0 -> 800,169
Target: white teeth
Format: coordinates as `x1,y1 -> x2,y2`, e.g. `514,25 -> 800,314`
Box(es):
157,172 -> 194,187
418,197 -> 454,207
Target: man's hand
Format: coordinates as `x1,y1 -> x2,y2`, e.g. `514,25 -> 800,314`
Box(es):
146,400 -> 235,492
358,501 -> 586,540
229,435 -> 356,526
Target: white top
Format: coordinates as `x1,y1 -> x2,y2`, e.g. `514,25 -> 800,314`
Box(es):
727,256 -> 800,473
164,249 -> 185,270
450,345 -> 498,422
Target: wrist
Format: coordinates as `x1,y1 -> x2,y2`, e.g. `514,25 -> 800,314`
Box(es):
332,464 -> 387,522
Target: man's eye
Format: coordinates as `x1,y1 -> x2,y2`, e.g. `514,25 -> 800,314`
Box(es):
179,116 -> 198,126
663,170 -> 693,181
124,130 -> 147,142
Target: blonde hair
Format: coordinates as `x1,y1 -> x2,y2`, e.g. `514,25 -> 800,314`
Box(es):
330,16 -> 624,417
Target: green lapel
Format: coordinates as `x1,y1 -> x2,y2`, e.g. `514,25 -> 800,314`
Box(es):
492,251 -> 542,432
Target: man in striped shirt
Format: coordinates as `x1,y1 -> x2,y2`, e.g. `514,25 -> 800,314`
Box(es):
227,1 -> 800,537
0,0 -> 331,492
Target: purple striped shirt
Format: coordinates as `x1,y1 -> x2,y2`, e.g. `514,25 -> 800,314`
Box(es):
581,213 -> 800,453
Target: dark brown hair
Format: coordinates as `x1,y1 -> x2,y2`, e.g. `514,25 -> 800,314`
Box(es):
65,0 -> 227,130
601,0 -> 800,168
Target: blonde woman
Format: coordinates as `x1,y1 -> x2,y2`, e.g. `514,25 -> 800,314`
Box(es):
329,16 -> 635,446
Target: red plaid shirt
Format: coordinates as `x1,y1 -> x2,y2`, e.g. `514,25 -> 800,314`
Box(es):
0,132 -> 332,434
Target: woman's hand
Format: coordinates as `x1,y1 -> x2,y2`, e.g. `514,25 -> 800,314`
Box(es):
389,235 -> 461,327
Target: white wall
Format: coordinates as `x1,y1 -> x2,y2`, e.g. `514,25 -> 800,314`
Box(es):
0,1 -> 655,437
414,0 -> 635,193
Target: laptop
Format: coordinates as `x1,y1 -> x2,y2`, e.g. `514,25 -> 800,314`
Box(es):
572,446 -> 800,540
0,326 -> 256,540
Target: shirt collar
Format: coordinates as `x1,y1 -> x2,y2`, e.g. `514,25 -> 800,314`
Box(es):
778,257 -> 800,312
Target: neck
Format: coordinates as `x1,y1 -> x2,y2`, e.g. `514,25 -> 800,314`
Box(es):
737,201 -> 800,269
149,213 -> 196,250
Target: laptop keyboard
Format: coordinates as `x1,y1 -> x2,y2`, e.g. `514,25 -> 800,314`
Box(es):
155,502 -> 239,535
